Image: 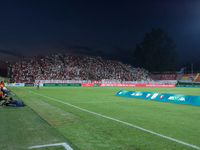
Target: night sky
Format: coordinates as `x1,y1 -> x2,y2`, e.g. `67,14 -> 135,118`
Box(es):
1,0 -> 200,70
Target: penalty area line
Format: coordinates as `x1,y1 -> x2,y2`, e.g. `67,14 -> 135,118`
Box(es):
28,142 -> 73,150
21,88 -> 200,150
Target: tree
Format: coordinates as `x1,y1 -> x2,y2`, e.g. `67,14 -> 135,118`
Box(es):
133,28 -> 177,71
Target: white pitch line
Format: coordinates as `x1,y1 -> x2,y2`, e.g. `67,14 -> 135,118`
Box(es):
28,142 -> 73,150
68,99 -> 132,103
22,88 -> 200,150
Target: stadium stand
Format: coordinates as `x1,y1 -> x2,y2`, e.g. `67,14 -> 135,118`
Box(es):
8,54 -> 153,83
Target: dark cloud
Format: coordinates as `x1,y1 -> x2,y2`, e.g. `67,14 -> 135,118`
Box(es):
54,42 -> 134,64
54,42 -> 97,56
72,45 -> 93,52
106,46 -> 134,64
0,49 -> 23,58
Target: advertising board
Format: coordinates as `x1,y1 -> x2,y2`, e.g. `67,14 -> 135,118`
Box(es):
116,90 -> 200,106
5,83 -> 25,86
94,83 -> 100,86
101,84 -> 175,87
35,80 -> 90,84
25,83 -> 34,86
43,83 -> 81,87
82,84 -> 94,86
160,74 -> 177,80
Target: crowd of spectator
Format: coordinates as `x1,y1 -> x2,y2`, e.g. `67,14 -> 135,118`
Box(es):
8,54 -> 153,83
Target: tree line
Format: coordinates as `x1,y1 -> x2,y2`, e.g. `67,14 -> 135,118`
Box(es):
132,28 -> 177,72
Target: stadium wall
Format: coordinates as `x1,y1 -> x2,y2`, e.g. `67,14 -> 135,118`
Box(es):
35,80 -> 177,85
5,83 -> 175,87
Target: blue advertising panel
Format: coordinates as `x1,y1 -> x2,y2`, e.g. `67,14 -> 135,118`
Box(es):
189,96 -> 200,105
116,90 -> 132,97
116,90 -> 200,106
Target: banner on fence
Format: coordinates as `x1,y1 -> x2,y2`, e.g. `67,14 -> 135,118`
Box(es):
36,80 -> 90,84
43,83 -> 81,87
5,83 -> 24,86
101,84 -> 175,87
82,84 -> 94,86
25,83 -> 34,86
160,74 -> 177,80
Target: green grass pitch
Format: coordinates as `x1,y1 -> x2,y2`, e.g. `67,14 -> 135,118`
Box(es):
1,86 -> 200,150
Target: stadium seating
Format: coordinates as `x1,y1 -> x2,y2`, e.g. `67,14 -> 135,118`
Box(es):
8,54 -> 153,83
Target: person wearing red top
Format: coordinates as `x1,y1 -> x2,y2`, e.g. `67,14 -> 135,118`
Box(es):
0,81 -> 4,88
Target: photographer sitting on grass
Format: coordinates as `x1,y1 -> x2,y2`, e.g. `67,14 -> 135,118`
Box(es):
0,90 -> 8,106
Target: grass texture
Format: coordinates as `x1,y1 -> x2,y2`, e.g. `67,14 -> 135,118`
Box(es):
1,86 -> 200,150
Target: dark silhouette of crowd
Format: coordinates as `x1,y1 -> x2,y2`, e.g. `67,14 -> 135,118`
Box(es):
8,54 -> 153,83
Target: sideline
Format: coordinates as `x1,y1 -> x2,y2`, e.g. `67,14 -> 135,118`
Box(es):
28,142 -> 73,149
21,88 -> 200,150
